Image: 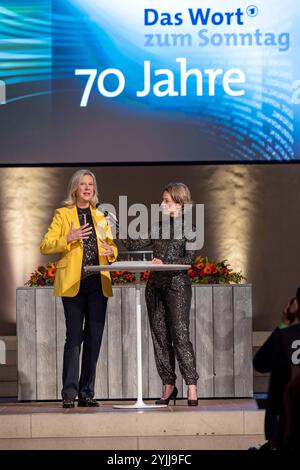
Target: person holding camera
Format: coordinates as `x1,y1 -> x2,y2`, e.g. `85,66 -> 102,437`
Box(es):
253,290 -> 300,450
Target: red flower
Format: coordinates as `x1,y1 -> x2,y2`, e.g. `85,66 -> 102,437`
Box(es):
188,269 -> 197,278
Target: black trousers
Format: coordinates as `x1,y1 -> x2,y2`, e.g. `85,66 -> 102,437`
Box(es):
61,274 -> 108,400
145,275 -> 199,386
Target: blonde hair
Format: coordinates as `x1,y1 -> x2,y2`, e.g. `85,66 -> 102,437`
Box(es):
163,182 -> 192,209
63,169 -> 99,208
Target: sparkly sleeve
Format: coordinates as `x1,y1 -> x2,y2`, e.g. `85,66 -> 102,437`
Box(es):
122,232 -> 152,251
162,245 -> 195,266
162,230 -> 196,265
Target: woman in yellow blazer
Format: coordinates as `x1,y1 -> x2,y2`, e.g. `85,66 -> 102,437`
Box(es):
40,169 -> 117,408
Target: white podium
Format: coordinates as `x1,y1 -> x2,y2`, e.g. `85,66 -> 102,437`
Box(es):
85,261 -> 190,409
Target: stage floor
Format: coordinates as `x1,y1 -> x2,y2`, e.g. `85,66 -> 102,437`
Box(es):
0,397 -> 261,413
0,399 -> 265,450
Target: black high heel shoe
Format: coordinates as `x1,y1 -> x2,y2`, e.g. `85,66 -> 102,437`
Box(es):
155,386 -> 178,405
187,398 -> 198,406
187,385 -> 198,406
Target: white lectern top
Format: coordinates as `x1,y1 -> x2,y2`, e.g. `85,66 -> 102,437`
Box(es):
85,261 -> 191,273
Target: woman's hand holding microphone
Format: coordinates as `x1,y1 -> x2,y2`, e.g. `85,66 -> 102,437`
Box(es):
98,241 -> 114,256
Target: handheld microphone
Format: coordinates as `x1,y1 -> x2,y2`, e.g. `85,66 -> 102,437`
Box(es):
96,203 -> 119,232
103,210 -> 119,231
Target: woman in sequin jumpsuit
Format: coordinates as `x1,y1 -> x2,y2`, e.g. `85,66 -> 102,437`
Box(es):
123,183 -> 199,405
40,169 -> 118,408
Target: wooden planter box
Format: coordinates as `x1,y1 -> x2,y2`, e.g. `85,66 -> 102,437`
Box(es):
17,284 -> 253,400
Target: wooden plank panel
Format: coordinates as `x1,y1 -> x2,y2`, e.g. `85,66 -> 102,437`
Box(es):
213,286 -> 234,397
36,288 -> 56,399
174,291 -> 185,398
233,286 -> 253,397
16,288 -> 37,400
181,286 -> 197,399
147,289 -> 165,400
175,358 -> 183,398
195,286 -> 214,398
148,330 -> 162,398
122,287 -> 137,399
55,297 -> 65,400
16,284 -> 253,401
107,287 -> 122,399
141,286 -> 149,397
95,312 -> 108,399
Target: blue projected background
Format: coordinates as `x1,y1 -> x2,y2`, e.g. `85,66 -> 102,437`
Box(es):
0,0 -> 299,164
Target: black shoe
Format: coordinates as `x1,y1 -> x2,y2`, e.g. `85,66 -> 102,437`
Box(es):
62,399 -> 75,408
187,385 -> 199,406
187,399 -> 199,406
78,397 -> 99,407
155,386 -> 178,405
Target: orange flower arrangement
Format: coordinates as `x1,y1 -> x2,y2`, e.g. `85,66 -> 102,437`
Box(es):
111,256 -> 244,285
188,256 -> 245,284
111,270 -> 150,285
25,256 -> 245,287
25,262 -> 150,287
25,262 -> 57,287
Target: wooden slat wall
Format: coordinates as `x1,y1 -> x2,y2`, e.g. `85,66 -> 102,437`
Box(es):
121,287 -> 136,399
148,323 -> 161,398
36,289 -> 57,400
17,285 -> 253,400
55,297 -> 65,399
213,286 -> 234,397
107,287 -> 122,398
195,286 -> 214,397
95,315 -> 108,399
233,285 -> 253,397
17,289 -> 36,400
141,288 -> 149,398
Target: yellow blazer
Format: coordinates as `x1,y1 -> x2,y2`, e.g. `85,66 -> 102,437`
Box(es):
40,206 -> 118,297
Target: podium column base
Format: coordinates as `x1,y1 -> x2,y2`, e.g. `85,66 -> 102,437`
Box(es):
113,400 -> 167,409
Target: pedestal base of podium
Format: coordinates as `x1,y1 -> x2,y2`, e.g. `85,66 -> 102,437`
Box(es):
113,400 -> 167,409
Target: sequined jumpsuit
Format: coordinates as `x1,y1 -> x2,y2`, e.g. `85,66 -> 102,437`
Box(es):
124,217 -> 199,386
